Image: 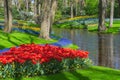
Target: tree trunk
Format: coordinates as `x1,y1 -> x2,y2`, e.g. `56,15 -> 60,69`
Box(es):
109,0 -> 114,27
40,0 -> 50,39
79,0 -> 86,15
98,0 -> 107,31
34,0 -> 41,24
39,0 -> 57,40
49,0 -> 57,33
13,0 -> 21,14
75,0 -> 78,16
63,0 -> 68,8
4,0 -> 12,33
70,0 -> 74,18
0,0 -> 4,7
25,0 -> 29,12
63,0 -> 68,15
118,0 -> 120,17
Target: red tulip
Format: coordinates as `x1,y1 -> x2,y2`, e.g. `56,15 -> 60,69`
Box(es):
0,43 -> 89,65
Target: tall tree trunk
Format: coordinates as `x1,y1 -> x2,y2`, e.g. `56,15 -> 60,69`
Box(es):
34,0 -> 41,24
63,0 -> 68,15
13,0 -> 21,13
75,0 -> 78,16
0,0 -> 4,7
98,0 -> 107,31
79,0 -> 86,15
109,0 -> 114,27
25,0 -> 29,12
4,0 -> 12,33
118,0 -> 120,17
49,0 -> 57,33
65,0 -> 68,7
39,0 -> 57,40
70,0 -> 74,18
40,0 -> 51,40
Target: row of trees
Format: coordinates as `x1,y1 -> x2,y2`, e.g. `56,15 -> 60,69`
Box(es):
1,0 -> 119,39
3,0 -> 57,39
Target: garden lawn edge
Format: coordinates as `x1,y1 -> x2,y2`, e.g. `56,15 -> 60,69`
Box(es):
1,66 -> 120,80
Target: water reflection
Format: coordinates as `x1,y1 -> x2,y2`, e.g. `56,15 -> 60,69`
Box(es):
52,28 -> 120,69
98,34 -> 114,68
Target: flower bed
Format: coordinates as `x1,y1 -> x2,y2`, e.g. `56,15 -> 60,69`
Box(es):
0,43 -> 90,78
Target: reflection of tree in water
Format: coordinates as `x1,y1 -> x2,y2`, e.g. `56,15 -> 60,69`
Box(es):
98,34 -> 114,68
70,30 -> 75,42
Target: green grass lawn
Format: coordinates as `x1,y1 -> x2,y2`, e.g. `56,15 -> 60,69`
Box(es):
88,23 -> 120,33
0,30 -> 56,49
0,30 -> 78,49
1,66 -> 120,80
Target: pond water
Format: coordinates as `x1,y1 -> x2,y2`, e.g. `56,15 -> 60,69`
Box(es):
52,28 -> 120,69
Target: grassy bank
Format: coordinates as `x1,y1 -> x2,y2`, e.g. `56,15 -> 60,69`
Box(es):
0,30 -> 78,49
88,21 -> 120,33
54,17 -> 120,33
0,30 -> 56,49
1,66 -> 120,80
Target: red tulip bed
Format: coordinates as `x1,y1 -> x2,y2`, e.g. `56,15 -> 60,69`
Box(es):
0,43 -> 90,78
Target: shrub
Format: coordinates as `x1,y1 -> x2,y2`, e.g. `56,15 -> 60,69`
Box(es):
0,43 -> 91,78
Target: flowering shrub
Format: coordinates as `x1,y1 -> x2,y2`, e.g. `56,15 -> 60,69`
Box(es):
59,15 -> 96,23
0,44 -> 91,78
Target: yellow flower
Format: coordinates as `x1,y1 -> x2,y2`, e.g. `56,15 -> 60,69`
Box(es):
59,15 -> 96,23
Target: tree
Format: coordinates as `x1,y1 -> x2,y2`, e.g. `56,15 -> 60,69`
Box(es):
39,0 -> 57,40
25,0 -> 29,13
109,0 -> 115,27
0,0 -> 4,7
4,0 -> 12,33
34,0 -> 41,24
50,0 -> 57,32
12,0 -> 24,19
70,0 -> 74,18
75,0 -> 79,16
118,0 -> 120,16
98,0 -> 107,31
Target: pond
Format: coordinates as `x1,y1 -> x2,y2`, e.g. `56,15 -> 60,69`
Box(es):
52,28 -> 120,69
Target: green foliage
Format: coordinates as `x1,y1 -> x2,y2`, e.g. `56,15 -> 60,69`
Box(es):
87,25 -> 98,32
55,10 -> 63,21
114,1 -> 120,18
84,0 -> 99,15
88,20 -> 120,33
0,19 -> 4,24
54,17 -> 98,29
53,21 -> 85,29
12,7 -> 20,20
112,20 -> 120,24
1,66 -> 120,80
55,17 -> 120,33
0,7 -> 4,18
1,0 -> 120,22
0,58 -> 91,78
25,22 -> 39,27
63,44 -> 79,50
62,58 -> 92,71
